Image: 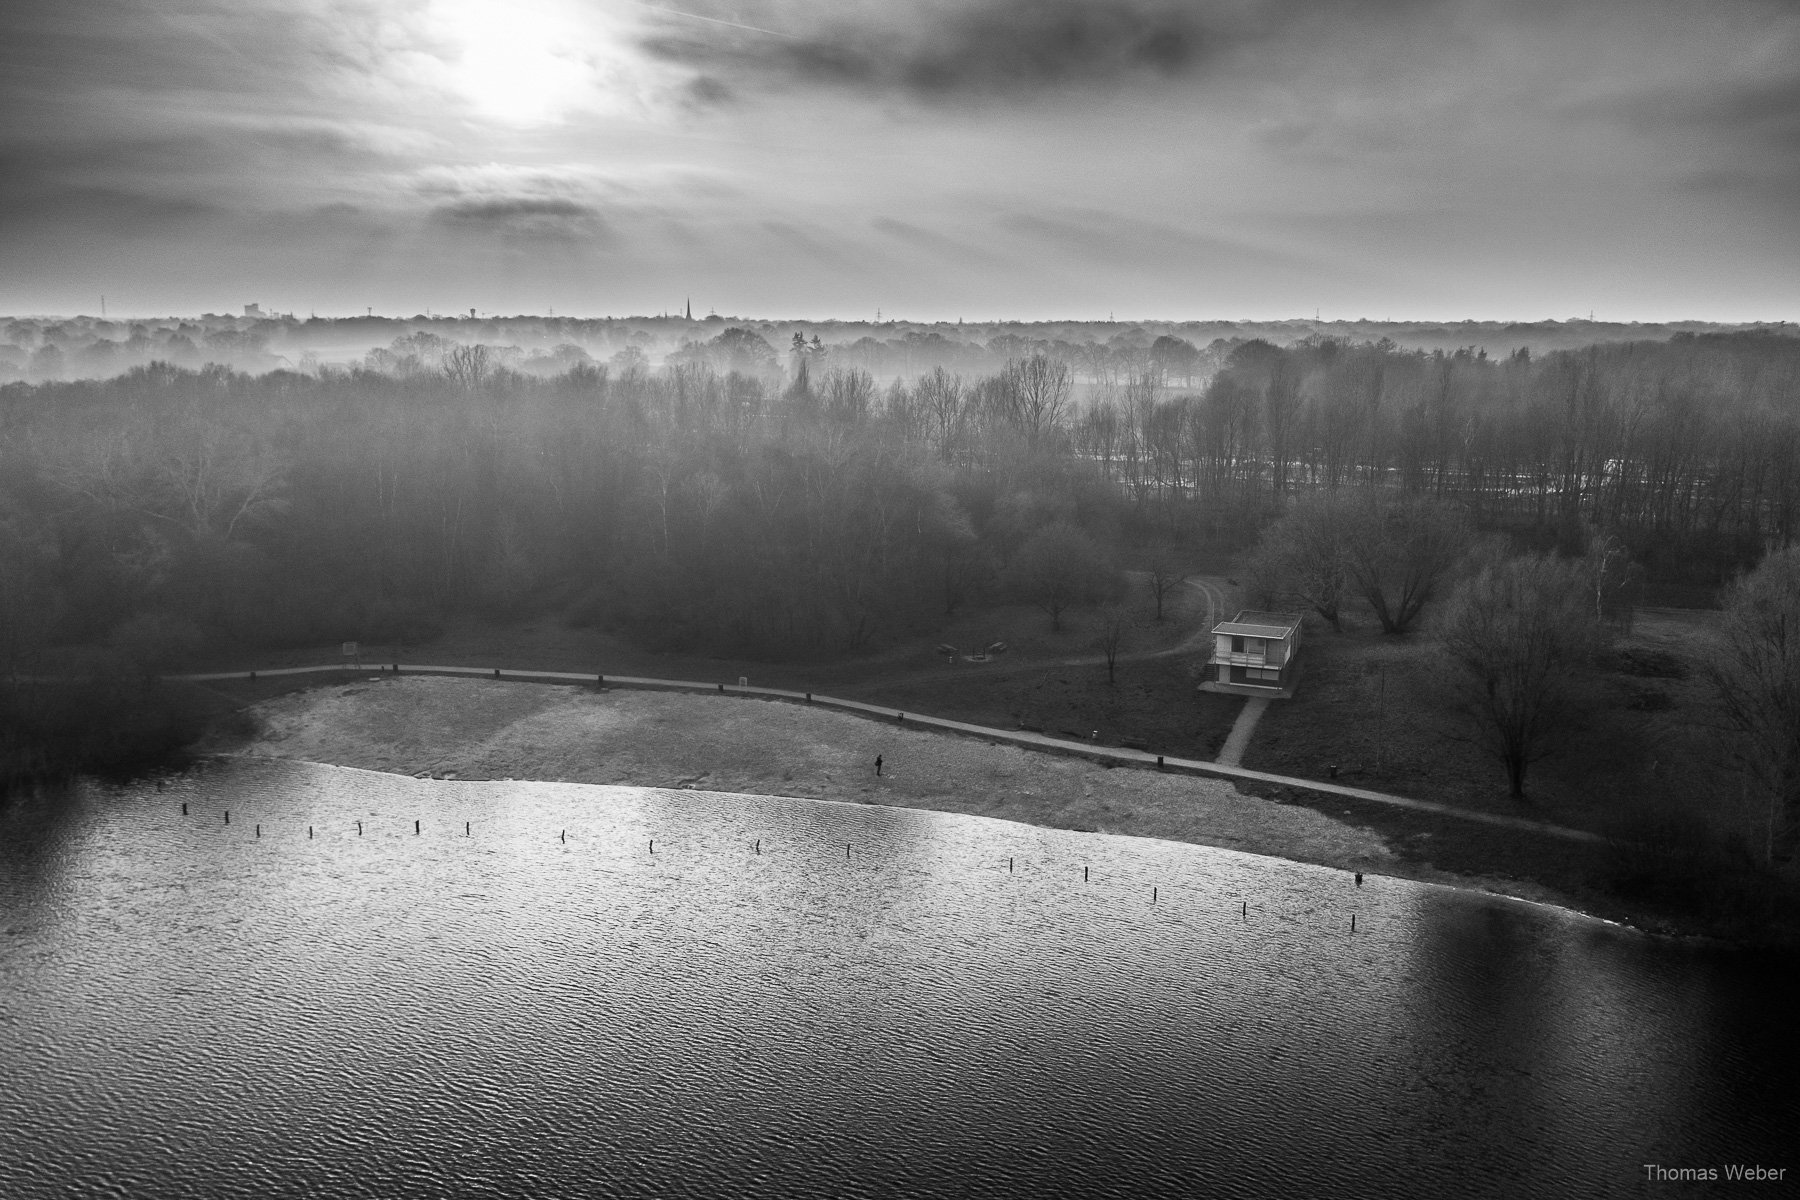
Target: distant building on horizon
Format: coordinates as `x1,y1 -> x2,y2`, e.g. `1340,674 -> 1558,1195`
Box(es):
244,303 -> 262,317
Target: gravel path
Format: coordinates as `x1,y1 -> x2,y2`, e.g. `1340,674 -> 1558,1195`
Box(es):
1216,697 -> 1268,767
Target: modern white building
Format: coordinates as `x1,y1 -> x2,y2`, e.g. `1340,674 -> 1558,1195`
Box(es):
1200,610 -> 1305,699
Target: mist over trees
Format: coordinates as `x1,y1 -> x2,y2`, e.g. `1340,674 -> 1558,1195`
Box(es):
1,328 -> 1795,692
3,309 -> 1788,389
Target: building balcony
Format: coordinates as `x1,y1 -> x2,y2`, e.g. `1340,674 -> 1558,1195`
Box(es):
1211,651 -> 1285,669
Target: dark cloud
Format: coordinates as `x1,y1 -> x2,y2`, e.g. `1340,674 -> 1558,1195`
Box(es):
638,0 -> 1428,100
431,198 -> 613,243
641,0 -> 1214,97
1611,75 -> 1800,152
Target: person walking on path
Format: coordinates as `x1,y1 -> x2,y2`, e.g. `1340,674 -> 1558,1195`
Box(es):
875,755 -> 883,777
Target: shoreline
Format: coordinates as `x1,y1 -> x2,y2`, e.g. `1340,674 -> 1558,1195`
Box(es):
210,673 -> 1615,921
221,752 -> 1650,938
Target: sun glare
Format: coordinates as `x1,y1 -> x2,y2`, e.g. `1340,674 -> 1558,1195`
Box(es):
433,0 -> 628,125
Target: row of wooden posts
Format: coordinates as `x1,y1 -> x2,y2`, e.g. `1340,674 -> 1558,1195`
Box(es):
177,802 -> 1368,929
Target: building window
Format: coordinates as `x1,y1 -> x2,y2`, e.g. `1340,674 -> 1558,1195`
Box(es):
1231,635 -> 1244,653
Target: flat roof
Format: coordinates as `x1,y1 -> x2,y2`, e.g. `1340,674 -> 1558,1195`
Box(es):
1213,610 -> 1303,638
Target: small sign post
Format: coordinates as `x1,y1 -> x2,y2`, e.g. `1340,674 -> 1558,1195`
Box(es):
342,641 -> 360,669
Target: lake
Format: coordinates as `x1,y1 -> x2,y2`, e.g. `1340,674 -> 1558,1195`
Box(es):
2,758 -> 1793,1198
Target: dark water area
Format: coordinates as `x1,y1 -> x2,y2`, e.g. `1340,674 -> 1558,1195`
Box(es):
2,759 -> 1794,1198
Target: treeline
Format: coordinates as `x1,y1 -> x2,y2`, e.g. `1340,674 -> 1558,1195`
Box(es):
1075,331 -> 1800,591
0,354 -> 1130,687
3,330 -> 1795,675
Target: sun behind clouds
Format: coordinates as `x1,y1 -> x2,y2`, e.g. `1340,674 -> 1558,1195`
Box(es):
429,0 -> 665,125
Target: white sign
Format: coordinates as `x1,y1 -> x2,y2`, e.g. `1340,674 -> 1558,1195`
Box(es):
342,641 -> 359,657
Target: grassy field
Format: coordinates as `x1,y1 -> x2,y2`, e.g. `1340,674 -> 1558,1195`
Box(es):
1245,607 -> 1723,830
1241,605 -> 1799,940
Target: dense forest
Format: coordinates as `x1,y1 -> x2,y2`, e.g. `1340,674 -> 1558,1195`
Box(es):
2,327 -> 1798,787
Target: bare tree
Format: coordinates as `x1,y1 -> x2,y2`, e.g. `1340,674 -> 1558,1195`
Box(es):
444,343 -> 492,390
53,416 -> 288,542
1005,522 -> 1120,631
1145,542 -> 1187,622
1004,354 -> 1072,448
1245,492 -> 1355,630
916,366 -> 965,461
1440,553 -> 1601,798
1345,494 -> 1470,634
821,368 -> 875,424
1095,604 -> 1126,684
1707,546 -> 1800,857
1584,528 -> 1641,631
157,424 -> 290,540
1263,354 -> 1302,501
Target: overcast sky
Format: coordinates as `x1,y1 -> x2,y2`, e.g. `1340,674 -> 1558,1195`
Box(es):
2,0 -> 1796,321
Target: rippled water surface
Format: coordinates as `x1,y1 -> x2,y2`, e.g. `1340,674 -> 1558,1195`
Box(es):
2,759 -> 1794,1198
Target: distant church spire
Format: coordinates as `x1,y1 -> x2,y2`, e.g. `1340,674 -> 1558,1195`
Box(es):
685,297 -> 692,320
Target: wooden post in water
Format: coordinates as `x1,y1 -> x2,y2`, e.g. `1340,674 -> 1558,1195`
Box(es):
560,830 -> 565,843
1009,857 -> 1013,873
225,811 -> 230,825
250,671 -> 256,682
1157,756 -> 1164,768
846,843 -> 851,860
465,821 -> 470,837
755,840 -> 761,855
650,839 -> 655,854
255,824 -> 260,838
415,819 -> 420,835
1351,914 -> 1356,933
309,826 -> 313,839
1152,887 -> 1157,904
1242,901 -> 1247,918
358,821 -> 363,836
181,802 -> 188,815
1083,866 -> 1089,882
493,668 -> 500,678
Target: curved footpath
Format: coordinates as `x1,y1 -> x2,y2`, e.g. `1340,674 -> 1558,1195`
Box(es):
176,661 -> 1603,846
